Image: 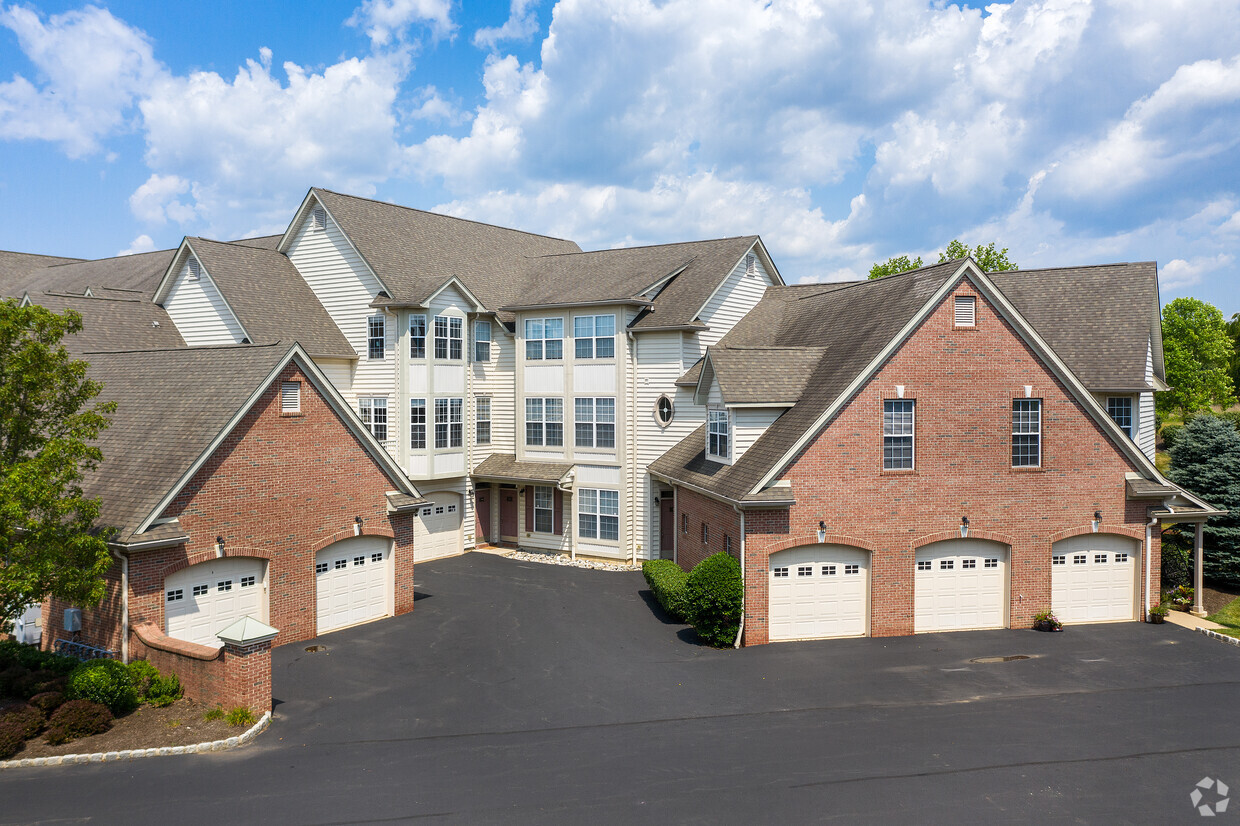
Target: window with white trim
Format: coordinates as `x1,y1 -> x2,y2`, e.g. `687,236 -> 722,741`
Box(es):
525,318 -> 563,360
954,296 -> 976,327
410,399 -> 426,450
1012,398 -> 1042,467
573,315 -> 615,359
166,589 -> 183,602
883,399 -> 914,469
410,314 -> 427,359
434,315 -> 463,360
578,489 -> 619,541
533,485 -> 554,533
574,397 -> 616,449
525,398 -> 563,446
474,320 -> 491,362
475,396 -> 491,445
435,398 -> 463,448
655,395 -> 674,427
773,567 -> 789,578
367,315 -> 386,360
1107,396 -> 1133,437
708,409 -> 729,459
359,397 -> 388,441
281,381 -> 301,414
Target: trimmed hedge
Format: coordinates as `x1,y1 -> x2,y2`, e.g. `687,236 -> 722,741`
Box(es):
66,659 -> 138,716
127,659 -> 160,700
642,559 -> 691,621
45,699 -> 112,745
1,704 -> 44,740
684,552 -> 744,648
0,718 -> 26,760
29,691 -> 66,716
0,641 -> 78,675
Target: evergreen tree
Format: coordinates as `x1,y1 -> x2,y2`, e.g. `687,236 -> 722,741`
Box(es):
1167,415 -> 1240,584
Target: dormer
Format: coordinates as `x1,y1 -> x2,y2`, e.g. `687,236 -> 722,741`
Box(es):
153,240 -> 248,347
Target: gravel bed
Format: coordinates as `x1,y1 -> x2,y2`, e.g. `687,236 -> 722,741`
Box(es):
506,550 -> 637,572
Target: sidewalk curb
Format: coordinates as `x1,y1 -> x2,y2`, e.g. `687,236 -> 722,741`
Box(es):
1195,626 -> 1240,648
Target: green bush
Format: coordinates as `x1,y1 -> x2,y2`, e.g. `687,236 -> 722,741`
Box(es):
44,699 -> 112,745
642,559 -> 691,621
1161,424 -> 1185,452
1168,416 -> 1240,585
0,704 -> 44,740
127,660 -> 160,699
0,718 -> 27,760
65,659 -> 138,716
12,669 -> 60,700
0,642 -> 79,677
684,552 -> 744,648
0,641 -> 25,669
1219,411 -> 1240,433
145,674 -> 183,708
203,706 -> 225,722
226,707 -> 256,727
29,691 -> 66,716
0,665 -> 29,697
1161,535 -> 1192,588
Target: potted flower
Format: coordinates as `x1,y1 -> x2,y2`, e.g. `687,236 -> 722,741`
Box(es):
1149,603 -> 1170,624
1033,610 -> 1062,631
1170,585 -> 1194,612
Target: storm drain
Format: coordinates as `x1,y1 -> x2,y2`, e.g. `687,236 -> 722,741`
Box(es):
969,655 -> 1031,664
304,645 -> 328,653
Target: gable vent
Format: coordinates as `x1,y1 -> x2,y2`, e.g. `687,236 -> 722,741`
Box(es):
312,206 -> 327,231
745,253 -> 757,275
954,295 -> 976,327
281,381 -> 301,414
187,257 -> 201,281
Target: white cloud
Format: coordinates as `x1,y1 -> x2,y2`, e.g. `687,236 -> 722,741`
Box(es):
129,173 -> 195,224
474,0 -> 541,50
0,5 -> 164,156
348,0 -> 455,47
1160,254 -> 1233,290
117,234 -> 156,256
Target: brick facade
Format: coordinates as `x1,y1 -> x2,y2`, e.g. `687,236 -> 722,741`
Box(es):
678,279 -> 1160,645
673,488 -> 741,570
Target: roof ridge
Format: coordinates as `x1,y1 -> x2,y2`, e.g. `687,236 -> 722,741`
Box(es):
0,250 -> 84,261
313,187 -> 579,245
529,235 -> 756,259
42,292 -> 142,303
84,341 -> 285,356
792,260 -> 961,301
997,261 -> 1154,274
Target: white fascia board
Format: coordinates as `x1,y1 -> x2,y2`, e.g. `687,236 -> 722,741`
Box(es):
690,238 -> 771,324
423,277 -> 486,312
635,262 -> 692,299
727,402 -> 795,409
693,351 -> 717,405
18,291 -> 31,308
133,343 -> 420,536
751,237 -> 785,286
151,237 -> 191,305
276,188 -> 395,299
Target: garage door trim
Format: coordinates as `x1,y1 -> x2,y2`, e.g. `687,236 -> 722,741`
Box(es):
768,544 -> 871,642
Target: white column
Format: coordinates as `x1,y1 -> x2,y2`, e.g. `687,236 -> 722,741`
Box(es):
1192,522 -> 1207,617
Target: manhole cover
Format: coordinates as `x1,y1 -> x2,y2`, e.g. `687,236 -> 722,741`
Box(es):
305,645 -> 327,653
969,654 -> 1030,664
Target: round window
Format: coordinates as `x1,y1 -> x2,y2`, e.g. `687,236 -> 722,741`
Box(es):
655,395 -> 674,427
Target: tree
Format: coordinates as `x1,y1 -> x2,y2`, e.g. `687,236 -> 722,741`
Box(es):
868,240 -> 1017,279
1158,297 -> 1236,418
0,299 -> 115,631
1226,311 -> 1240,396
1166,415 -> 1240,585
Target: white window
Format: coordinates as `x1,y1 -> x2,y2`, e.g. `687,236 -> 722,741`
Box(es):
984,558 -> 998,568
410,314 -> 427,359
701,522 -> 709,543
367,315 -> 386,360
962,559 -> 976,569
533,485 -> 554,533
1052,555 -> 1066,565
410,399 -> 426,450
1012,399 -> 1042,467
525,318 -> 563,360
187,257 -> 201,281
1116,553 -> 1129,563
240,576 -> 255,587
883,399 -> 914,469
954,296 -> 976,327
917,560 -> 932,571
525,398 -> 563,446
798,566 -> 812,577
844,564 -> 859,575
573,315 -> 616,359
312,205 -> 327,231
281,381 -> 301,414
166,589 -> 183,602
1107,396 -> 1133,437
476,396 -> 491,445
708,409 -> 729,459
823,565 -> 837,575
193,584 -> 208,597
474,320 -> 491,362
773,567 -> 789,578
435,398 -> 463,448
574,397 -> 616,449
434,315 -> 463,360
578,489 -> 619,541
359,397 -> 388,441
655,395 -> 674,427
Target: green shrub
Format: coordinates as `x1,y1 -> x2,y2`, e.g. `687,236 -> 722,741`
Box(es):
0,665 -> 29,697
127,660 -> 160,699
145,674 -> 183,708
1161,424 -> 1185,452
29,691 -> 66,716
0,641 -> 26,669
684,552 -> 744,648
0,718 -> 27,760
1161,535 -> 1192,588
0,643 -> 79,678
65,659 -> 138,716
12,669 -> 60,700
225,707 -> 256,727
203,706 -> 225,722
1219,411 -> 1240,433
0,704 -> 44,739
44,699 -> 112,745
642,559 -> 691,621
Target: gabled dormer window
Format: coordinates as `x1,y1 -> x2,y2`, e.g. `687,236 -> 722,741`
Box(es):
312,205 -> 327,231
708,409 -> 730,460
187,258 -> 201,281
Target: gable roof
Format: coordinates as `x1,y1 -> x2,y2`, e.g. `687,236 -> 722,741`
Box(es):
0,251 -> 85,296
83,342 -> 418,544
20,291 -> 184,355
696,346 -> 826,405
1,248 -> 176,299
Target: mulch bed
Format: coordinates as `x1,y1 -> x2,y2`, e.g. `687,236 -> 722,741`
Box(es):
1203,580 -> 1240,617
2,698 -> 244,759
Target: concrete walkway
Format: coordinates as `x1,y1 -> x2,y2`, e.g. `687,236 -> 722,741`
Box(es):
1164,609 -> 1224,631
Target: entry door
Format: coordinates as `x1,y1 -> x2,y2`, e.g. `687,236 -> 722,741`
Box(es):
660,496 -> 676,559
500,488 -> 518,541
476,488 -> 492,544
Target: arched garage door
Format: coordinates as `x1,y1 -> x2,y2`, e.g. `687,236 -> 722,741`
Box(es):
315,535 -> 393,634
165,557 -> 266,648
413,491 -> 464,562
768,545 -> 869,641
915,540 -> 1008,633
1051,534 -> 1139,623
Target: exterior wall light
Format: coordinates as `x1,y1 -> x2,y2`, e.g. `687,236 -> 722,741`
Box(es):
215,536 -> 225,557
817,520 -> 827,543
354,515 -> 364,536
1092,510 -> 1101,533
961,516 -> 969,538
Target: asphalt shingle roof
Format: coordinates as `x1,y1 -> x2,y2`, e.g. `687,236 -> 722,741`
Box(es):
21,292 -> 184,355
473,453 -> 574,485
704,346 -> 826,405
0,251 -> 84,296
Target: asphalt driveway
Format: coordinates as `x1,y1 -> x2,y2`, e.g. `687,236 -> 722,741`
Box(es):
3,551 -> 1240,824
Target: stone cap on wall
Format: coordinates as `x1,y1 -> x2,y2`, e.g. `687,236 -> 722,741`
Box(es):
215,615 -> 279,646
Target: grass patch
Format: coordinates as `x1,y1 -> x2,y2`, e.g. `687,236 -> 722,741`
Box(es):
1206,596 -> 1240,631
202,707 -> 225,723
1155,451 -> 1171,473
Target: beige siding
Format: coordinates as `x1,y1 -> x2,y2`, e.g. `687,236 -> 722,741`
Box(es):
696,246 -> 774,350
471,326 -> 516,465
1138,339 -> 1156,460
313,358 -> 354,395
733,407 -> 783,461
162,255 -> 246,346
517,485 -> 573,554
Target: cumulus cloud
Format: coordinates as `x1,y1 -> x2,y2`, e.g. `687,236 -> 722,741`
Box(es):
129,173 -> 195,224
474,0 -> 541,50
1160,254 -> 1233,290
348,0 -> 455,47
117,234 -> 156,256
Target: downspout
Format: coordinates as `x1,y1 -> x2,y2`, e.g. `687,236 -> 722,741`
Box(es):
627,329 -> 639,566
111,548 -> 129,663
1145,506 -> 1162,621
732,503 -> 745,649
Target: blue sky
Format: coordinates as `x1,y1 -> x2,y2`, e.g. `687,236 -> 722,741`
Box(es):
1,0 -> 1238,316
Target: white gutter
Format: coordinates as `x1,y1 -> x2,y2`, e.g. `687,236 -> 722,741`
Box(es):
627,329 -> 639,566
732,503 -> 745,649
1145,506 -> 1162,620
111,548 -> 129,663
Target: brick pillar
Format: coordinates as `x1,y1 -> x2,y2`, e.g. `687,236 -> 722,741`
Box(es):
222,639 -> 273,713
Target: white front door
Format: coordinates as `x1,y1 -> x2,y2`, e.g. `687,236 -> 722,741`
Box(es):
768,545 -> 869,641
1051,534 -> 1139,623
315,535 -> 393,634
165,558 -> 266,647
413,491 -> 464,562
914,540 -> 1008,633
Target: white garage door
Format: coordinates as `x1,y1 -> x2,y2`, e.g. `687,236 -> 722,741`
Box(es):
166,558 -> 265,647
1051,534 -> 1138,623
316,535 -> 392,634
413,491 -> 464,562
769,545 -> 869,641
915,540 -> 1008,633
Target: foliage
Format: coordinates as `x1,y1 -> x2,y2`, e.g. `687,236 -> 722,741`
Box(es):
1160,424 -> 1185,453
65,658 -> 138,715
684,552 -> 744,647
0,717 -> 26,759
1227,312 -> 1240,396
1032,610 -> 1062,629
44,699 -> 112,745
203,706 -> 225,722
0,642 -> 79,677
127,659 -> 160,699
226,707 -> 256,727
1,703 -> 43,739
641,559 -> 690,621
868,254 -> 923,280
12,669 -> 61,700
145,673 -> 183,708
1160,531 -> 1192,588
0,299 -> 117,629
28,691 -> 65,716
1166,415 -> 1240,584
1149,602 -> 1170,617
1158,298 -> 1237,417
936,240 -> 1018,272
1169,584 -> 1195,611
